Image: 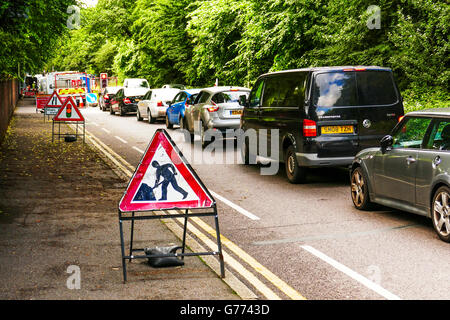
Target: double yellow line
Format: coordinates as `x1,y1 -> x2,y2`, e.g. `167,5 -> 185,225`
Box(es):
82,126 -> 306,300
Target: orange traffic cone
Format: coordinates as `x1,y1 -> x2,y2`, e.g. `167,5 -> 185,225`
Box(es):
79,97 -> 84,108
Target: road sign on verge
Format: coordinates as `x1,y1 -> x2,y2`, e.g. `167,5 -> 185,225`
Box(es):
53,96 -> 85,122
117,129 -> 223,282
119,130 -> 214,212
44,91 -> 64,116
86,93 -> 97,104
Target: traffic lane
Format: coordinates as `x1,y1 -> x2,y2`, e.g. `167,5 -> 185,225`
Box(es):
82,108 -> 379,299
81,107 -> 450,299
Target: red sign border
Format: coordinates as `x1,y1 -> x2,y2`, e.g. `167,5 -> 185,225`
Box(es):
53,96 -> 85,122
118,129 -> 215,213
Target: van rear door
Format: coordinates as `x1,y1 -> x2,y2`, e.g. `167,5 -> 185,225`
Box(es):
355,69 -> 403,150
312,70 -> 360,158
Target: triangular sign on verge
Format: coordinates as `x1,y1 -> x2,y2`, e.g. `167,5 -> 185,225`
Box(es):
119,129 -> 214,212
53,96 -> 84,121
45,90 -> 64,108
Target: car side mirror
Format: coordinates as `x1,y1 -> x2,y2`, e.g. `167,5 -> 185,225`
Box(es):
239,95 -> 247,107
380,135 -> 393,153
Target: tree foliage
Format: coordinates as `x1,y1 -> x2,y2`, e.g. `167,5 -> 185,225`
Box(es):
42,0 -> 448,107
0,0 -> 76,79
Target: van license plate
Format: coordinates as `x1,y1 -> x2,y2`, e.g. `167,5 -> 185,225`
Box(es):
321,125 -> 354,134
231,110 -> 242,115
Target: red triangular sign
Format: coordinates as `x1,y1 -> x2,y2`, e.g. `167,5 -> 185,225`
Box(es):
45,90 -> 64,108
53,96 -> 84,121
119,129 -> 214,212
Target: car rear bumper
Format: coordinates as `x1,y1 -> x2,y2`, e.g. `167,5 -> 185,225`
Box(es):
296,152 -> 354,167
207,118 -> 241,130
150,106 -> 168,118
123,104 -> 138,113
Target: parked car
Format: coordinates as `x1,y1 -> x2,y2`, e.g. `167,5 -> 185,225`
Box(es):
99,86 -> 121,111
240,66 -> 404,183
184,86 -> 250,146
136,88 -> 180,123
350,108 -> 450,243
165,89 -> 201,129
123,78 -> 150,89
110,87 -> 149,116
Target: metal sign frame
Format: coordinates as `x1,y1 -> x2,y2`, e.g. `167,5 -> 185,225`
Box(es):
117,129 -> 224,283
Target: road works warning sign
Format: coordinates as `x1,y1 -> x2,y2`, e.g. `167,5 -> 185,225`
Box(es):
119,129 -> 214,212
53,96 -> 84,121
44,91 -> 64,115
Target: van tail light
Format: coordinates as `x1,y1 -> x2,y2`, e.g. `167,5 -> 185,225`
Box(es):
157,101 -> 164,107
123,97 -> 131,104
104,94 -> 109,100
398,115 -> 404,122
207,101 -> 219,112
303,119 -> 317,137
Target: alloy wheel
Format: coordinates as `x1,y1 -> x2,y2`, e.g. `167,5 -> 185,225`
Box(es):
351,169 -> 365,207
432,188 -> 450,239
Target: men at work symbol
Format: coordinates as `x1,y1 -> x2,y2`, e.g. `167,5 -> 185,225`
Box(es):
133,160 -> 188,202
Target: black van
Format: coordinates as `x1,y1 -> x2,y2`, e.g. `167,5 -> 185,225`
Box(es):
240,66 -> 404,183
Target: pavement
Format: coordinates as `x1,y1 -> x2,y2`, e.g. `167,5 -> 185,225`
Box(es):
0,98 -> 239,300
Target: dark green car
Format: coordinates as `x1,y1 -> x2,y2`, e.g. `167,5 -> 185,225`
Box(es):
351,108 -> 450,243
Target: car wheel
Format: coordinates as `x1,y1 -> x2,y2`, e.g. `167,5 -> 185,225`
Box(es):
199,121 -> 210,148
110,106 -> 114,115
241,136 -> 256,165
179,116 -> 184,129
148,109 -> 155,124
350,166 -> 372,210
119,106 -> 125,116
431,186 -> 450,242
166,115 -> 173,129
137,109 -> 143,121
284,145 -> 306,184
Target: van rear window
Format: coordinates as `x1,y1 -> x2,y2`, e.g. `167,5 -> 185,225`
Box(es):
313,71 -> 398,107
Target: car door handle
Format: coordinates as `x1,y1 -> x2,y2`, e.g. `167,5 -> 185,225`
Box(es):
406,156 -> 416,165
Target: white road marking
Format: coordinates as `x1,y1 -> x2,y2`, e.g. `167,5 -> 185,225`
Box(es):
132,146 -> 144,154
102,128 -> 111,134
301,245 -> 401,300
90,121 -> 99,126
210,191 -> 260,220
115,136 -> 128,144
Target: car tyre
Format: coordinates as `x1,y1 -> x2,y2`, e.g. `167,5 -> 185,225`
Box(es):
166,115 -> 173,129
285,145 -> 306,184
241,136 -> 256,165
148,109 -> 155,124
110,106 -> 114,115
431,186 -> 450,243
350,166 -> 372,210
136,109 -> 143,121
119,105 -> 125,116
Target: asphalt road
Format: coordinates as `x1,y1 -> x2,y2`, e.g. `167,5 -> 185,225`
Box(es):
81,106 -> 450,300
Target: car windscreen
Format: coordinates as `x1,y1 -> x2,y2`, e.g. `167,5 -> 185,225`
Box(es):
313,71 -> 397,107
212,91 -> 249,104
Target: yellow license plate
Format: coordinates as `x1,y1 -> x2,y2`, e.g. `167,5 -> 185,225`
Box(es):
321,125 -> 354,134
231,110 -> 242,115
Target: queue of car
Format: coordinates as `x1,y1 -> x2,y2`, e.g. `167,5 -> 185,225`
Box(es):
97,68 -> 449,243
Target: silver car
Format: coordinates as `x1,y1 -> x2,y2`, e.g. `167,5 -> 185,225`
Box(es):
184,86 -> 250,146
136,88 -> 180,123
350,108 -> 450,242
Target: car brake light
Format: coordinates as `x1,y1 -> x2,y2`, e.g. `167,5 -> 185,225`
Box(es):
354,67 -> 366,71
398,115 -> 404,122
303,119 -> 317,137
104,94 -> 109,99
157,101 -> 163,107
343,68 -> 354,72
123,97 -> 131,104
207,101 -> 219,112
